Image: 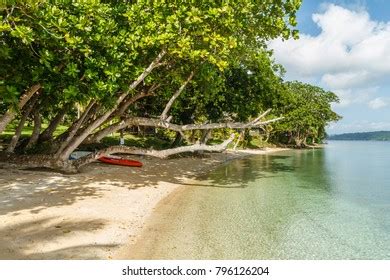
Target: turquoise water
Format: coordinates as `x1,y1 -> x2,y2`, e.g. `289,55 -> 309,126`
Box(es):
132,141 -> 390,259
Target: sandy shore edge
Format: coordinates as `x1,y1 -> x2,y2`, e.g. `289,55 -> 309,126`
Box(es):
0,147 -> 287,259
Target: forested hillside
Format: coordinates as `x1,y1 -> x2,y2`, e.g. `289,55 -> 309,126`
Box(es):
328,131 -> 390,141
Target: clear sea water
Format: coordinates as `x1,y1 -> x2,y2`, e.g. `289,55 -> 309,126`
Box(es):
131,141 -> 390,259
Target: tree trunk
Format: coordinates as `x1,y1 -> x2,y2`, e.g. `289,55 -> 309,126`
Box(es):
0,84 -> 41,134
6,95 -> 39,153
200,129 -> 211,144
0,153 -> 78,173
233,130 -> 244,150
57,50 -> 167,161
86,74 -> 183,145
0,112 -> 16,135
39,106 -> 68,143
293,131 -> 304,148
54,101 -> 96,157
302,136 -> 307,147
73,133 -> 235,169
171,131 -> 184,147
86,120 -> 123,143
0,133 -> 234,173
26,109 -> 41,149
287,132 -> 293,144
160,71 -> 194,121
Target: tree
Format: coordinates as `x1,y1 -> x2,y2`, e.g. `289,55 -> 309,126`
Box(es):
272,81 -> 342,147
0,0 -> 302,172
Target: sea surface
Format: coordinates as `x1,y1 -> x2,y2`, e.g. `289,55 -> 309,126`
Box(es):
131,141 -> 390,259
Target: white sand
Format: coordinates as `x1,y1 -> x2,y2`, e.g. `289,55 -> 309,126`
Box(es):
0,148 -> 286,259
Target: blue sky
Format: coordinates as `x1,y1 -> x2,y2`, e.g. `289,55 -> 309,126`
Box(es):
269,0 -> 390,134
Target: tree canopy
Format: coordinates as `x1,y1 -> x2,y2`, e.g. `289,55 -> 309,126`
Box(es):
0,0 -> 342,172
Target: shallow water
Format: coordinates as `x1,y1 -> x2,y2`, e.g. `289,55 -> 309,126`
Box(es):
131,141 -> 390,259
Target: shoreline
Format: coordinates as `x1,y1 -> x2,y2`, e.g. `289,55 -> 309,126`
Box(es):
0,147 -> 288,260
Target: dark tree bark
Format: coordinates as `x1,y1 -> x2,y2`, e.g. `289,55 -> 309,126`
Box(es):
171,131 -> 184,147
39,105 -> 68,143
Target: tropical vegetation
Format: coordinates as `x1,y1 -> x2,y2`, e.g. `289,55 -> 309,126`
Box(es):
0,0 -> 341,172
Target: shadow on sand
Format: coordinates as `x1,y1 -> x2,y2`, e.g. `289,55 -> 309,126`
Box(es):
0,153 -> 295,259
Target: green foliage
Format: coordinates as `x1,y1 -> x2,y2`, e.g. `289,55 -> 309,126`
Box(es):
272,81 -> 342,145
0,0 -> 343,155
328,131 -> 390,141
0,0 -> 300,112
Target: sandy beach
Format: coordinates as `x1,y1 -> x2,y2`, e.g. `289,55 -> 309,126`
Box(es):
0,148 -> 287,260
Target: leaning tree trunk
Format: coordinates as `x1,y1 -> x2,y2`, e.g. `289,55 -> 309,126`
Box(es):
302,136 -> 308,147
39,105 -> 68,143
0,84 -> 41,134
233,130 -> 245,150
6,94 -> 39,153
56,50 -> 166,161
160,71 -> 194,121
73,134 -> 235,169
87,72 -> 194,144
54,101 -> 96,157
26,110 -> 42,149
294,132 -> 304,148
0,133 -> 235,173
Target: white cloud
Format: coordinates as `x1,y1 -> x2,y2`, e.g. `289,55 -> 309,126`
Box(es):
269,3 -> 390,107
333,87 -> 374,107
368,97 -> 389,109
327,121 -> 390,133
321,70 -> 372,89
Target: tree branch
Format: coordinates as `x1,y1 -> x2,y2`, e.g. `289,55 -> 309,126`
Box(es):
74,133 -> 235,168
86,111 -> 283,144
160,71 -> 194,121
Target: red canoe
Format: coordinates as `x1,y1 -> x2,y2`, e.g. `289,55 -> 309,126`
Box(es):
98,156 -> 143,167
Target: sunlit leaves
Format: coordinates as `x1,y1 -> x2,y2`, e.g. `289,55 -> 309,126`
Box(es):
1,0 -> 304,137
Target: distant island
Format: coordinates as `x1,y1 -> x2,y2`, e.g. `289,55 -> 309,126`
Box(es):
328,131 -> 390,141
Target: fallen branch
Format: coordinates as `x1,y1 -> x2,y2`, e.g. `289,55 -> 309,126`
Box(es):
74,133 -> 235,168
